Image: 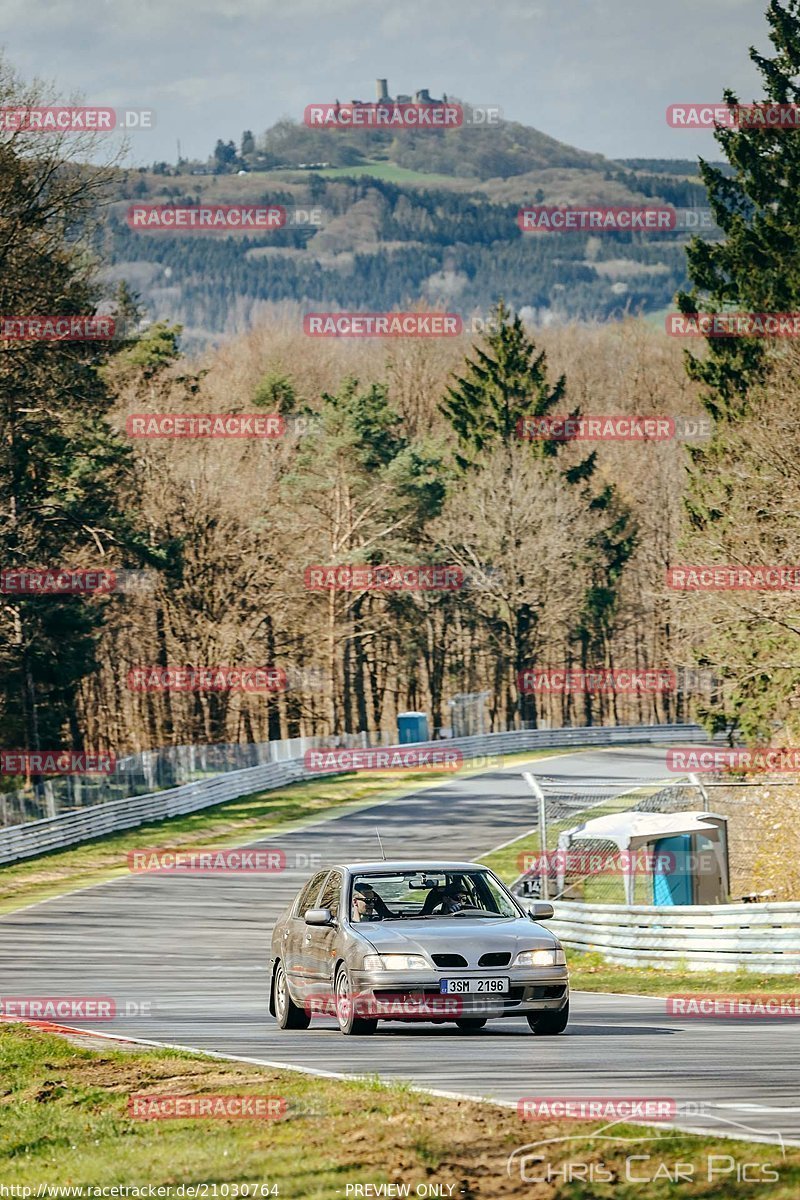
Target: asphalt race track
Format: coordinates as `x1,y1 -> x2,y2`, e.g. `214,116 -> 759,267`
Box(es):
1,746 -> 798,1149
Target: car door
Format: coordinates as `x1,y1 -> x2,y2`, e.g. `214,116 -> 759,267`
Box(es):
303,870 -> 342,996
283,869 -> 328,994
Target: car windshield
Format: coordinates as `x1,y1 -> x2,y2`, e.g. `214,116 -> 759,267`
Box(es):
348,870 -> 520,921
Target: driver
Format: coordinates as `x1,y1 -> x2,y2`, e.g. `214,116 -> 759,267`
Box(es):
435,881 -> 471,914
351,882 -> 392,921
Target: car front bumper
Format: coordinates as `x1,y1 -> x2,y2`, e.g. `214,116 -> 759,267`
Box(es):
348,967 -> 569,1019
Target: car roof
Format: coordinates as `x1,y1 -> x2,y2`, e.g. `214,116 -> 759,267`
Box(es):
335,861 -> 485,873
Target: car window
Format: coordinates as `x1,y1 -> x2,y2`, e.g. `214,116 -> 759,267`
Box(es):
293,870 -> 328,916
347,870 -> 521,919
317,871 -> 342,918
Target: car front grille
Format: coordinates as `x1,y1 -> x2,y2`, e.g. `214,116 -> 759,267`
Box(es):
478,951 -> 512,967
431,953 -> 468,968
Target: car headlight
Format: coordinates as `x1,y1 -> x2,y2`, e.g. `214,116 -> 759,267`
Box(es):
514,948 -> 566,967
362,953 -> 428,970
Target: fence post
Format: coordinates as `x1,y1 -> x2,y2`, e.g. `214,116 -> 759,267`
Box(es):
523,771 -> 549,900
689,771 -> 710,806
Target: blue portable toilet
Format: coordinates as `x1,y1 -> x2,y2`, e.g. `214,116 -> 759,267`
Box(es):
397,711 -> 429,743
652,834 -> 694,905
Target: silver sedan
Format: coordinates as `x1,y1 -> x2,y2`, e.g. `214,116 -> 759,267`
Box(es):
268,860 -> 569,1035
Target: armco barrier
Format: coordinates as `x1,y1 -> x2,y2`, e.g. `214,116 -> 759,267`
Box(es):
548,899 -> 800,974
0,723 -> 709,866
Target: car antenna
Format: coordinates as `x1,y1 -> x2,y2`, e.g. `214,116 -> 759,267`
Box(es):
375,827 -> 386,861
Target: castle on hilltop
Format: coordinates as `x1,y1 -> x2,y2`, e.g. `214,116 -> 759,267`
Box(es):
347,79 -> 448,106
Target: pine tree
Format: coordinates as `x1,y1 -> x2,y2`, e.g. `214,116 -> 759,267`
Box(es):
440,302 -> 635,726
675,2 -> 800,737
441,300 -> 575,469
677,0 -> 800,418
0,69 -> 157,781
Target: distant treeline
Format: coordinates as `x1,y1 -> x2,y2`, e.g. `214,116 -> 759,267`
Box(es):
108,176 -> 699,341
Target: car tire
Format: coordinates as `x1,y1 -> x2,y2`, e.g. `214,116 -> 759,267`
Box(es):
526,1000 -> 569,1035
273,960 -> 311,1030
335,965 -> 378,1036
454,1018 -> 487,1033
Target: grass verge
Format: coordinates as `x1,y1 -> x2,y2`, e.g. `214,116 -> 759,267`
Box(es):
567,950 -> 800,996
1,1024 -> 796,1199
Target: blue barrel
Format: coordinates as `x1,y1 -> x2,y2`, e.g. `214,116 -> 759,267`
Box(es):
397,711 -> 429,743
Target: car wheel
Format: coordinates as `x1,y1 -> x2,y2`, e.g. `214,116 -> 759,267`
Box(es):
454,1018 -> 487,1033
526,1000 -> 569,1035
335,965 -> 377,1036
273,960 -> 310,1030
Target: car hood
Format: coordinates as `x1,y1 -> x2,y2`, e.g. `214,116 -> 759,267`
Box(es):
358,916 -> 559,959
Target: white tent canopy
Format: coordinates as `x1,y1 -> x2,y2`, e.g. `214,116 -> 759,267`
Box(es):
556,810 -> 728,904
561,810 -> 723,850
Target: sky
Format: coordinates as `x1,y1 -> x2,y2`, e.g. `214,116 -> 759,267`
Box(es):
0,0 -> 770,165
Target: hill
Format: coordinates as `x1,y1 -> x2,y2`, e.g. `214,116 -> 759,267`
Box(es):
104,105 -> 715,350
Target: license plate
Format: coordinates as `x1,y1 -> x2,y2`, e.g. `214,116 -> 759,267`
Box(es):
439,977 -> 509,994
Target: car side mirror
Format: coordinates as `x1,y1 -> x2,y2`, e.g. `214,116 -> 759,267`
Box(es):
305,907 -> 334,926
528,902 -> 554,921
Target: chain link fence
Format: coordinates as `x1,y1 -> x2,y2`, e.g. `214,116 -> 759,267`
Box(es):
0,729 -> 410,826
512,776 -> 800,905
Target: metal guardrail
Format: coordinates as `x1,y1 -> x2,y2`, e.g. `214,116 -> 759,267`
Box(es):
0,735 -> 336,825
549,899 -> 800,974
0,723 -> 708,866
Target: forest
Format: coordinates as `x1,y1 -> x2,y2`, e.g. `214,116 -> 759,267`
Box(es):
2,4 -> 800,774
